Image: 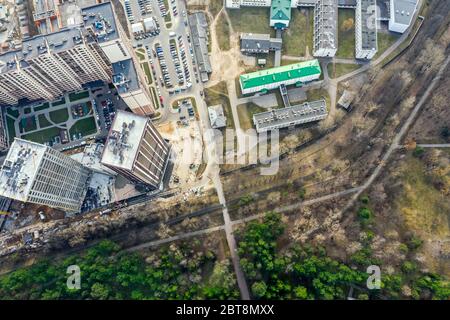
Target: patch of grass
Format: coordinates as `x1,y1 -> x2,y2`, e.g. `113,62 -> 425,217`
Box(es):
204,81 -> 234,129
141,62 -> 153,85
49,108 -> 69,124
237,102 -> 266,131
163,0 -> 171,23
227,7 -> 275,36
396,156 -> 450,237
34,102 -> 50,112
282,9 -> 311,56
22,127 -> 60,144
6,108 -> 19,118
150,86 -> 160,109
69,117 -> 97,137
69,91 -> 89,102
327,63 -> 361,78
38,114 -> 52,128
166,22 -> 172,28
374,32 -> 400,59
216,11 -> 230,51
336,9 -> 355,59
209,0 -> 223,18
306,88 -> 330,109
20,116 -> 37,133
136,50 -> 146,61
6,116 -> 16,144
24,107 -> 32,114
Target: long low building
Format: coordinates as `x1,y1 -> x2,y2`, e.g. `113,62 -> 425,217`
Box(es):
239,59 -> 321,95
240,33 -> 282,54
253,99 -> 328,132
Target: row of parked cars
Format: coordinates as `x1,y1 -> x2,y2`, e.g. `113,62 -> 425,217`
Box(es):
154,43 -> 173,88
177,35 -> 193,85
101,99 -> 115,131
124,0 -> 135,23
138,0 -> 152,16
169,40 -> 184,86
157,0 -> 168,17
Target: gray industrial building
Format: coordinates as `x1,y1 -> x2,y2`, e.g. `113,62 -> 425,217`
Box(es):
313,0 -> 338,57
240,33 -> 282,54
253,99 -> 328,133
188,12 -> 212,82
0,138 -> 92,213
208,104 -> 227,129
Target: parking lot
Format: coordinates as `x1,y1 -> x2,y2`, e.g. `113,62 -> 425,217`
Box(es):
127,0 -> 199,118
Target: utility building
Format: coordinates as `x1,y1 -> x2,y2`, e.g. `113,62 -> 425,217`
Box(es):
101,111 -> 170,190
239,60 -> 321,95
0,138 -> 91,213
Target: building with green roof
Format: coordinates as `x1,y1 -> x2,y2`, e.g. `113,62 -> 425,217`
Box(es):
270,0 -> 292,29
239,59 -> 322,95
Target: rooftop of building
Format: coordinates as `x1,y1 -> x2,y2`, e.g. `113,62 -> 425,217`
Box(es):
314,0 -> 338,51
112,58 -> 140,93
270,0 -> 292,22
240,59 -> 321,90
208,104 -> 227,129
0,1 -> 118,74
188,12 -> 212,73
253,99 -> 328,131
0,138 -> 47,202
392,0 -> 417,25
101,110 -> 148,170
70,143 -> 117,176
360,0 -> 378,50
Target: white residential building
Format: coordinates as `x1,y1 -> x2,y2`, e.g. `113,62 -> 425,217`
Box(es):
388,0 -> 418,33
355,0 -> 377,59
313,0 -> 338,57
0,2 -> 154,115
0,138 -> 91,213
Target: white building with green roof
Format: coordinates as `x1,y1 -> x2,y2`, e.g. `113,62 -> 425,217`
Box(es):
270,0 -> 293,29
239,59 -> 322,95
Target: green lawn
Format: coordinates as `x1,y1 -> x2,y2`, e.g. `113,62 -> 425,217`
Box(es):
38,114 -> 53,128
136,50 -> 146,61
307,88 -> 331,109
227,7 -> 275,36
20,116 -> 37,133
141,62 -> 153,85
209,0 -> 223,18
163,0 -> 171,23
6,116 -> 16,144
150,86 -> 160,109
49,108 -> 69,123
282,9 -> 312,57
24,107 -> 32,114
336,9 -> 355,59
6,108 -> 19,118
374,32 -> 400,59
327,63 -> 361,78
69,91 -> 89,102
21,127 -> 60,144
237,102 -> 267,131
216,11 -> 231,51
69,117 -> 97,137
52,98 -> 66,107
34,102 -> 50,112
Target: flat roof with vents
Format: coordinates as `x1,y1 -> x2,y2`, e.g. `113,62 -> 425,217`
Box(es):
101,110 -> 148,170
239,59 -> 321,91
0,138 -> 47,202
253,99 -> 328,132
